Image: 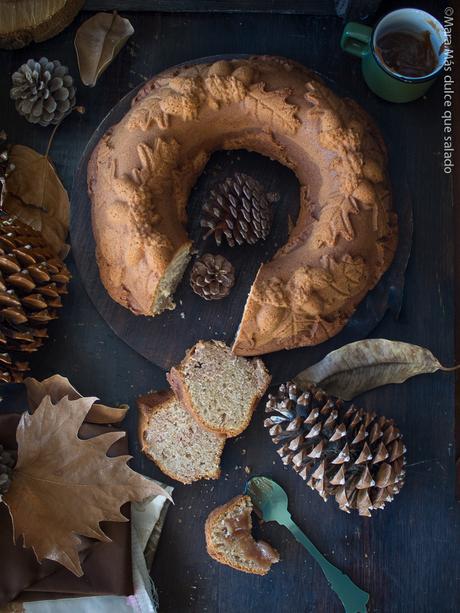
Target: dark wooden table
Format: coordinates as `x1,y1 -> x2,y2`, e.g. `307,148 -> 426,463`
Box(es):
0,1 -> 459,611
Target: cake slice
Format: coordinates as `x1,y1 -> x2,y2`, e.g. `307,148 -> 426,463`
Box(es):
138,390 -> 226,484
205,495 -> 279,575
167,340 -> 271,437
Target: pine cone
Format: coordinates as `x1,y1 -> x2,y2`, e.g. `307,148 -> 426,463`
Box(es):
265,382 -> 406,516
0,444 -> 16,497
0,132 -> 14,209
0,216 -> 70,383
10,58 -> 76,127
190,253 -> 235,300
200,173 -> 278,247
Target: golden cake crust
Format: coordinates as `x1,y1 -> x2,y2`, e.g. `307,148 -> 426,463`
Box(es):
205,494 -> 279,575
88,55 -> 397,354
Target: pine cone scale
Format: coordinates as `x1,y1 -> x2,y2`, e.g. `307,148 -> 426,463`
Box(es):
0,255 -> 20,273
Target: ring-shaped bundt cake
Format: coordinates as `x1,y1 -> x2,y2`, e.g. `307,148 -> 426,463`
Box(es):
88,56 -> 397,356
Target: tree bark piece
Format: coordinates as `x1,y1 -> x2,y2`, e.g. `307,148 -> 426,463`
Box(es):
0,0 -> 84,49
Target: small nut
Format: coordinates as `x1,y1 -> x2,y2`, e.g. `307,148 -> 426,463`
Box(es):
232,65 -> 255,86
208,60 -> 232,77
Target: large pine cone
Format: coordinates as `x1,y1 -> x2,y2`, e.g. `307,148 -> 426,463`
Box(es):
265,382 -> 406,516
0,216 -> 70,383
200,173 -> 278,247
10,58 -> 76,127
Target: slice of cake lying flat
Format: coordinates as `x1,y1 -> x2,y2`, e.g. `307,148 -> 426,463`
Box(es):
138,390 -> 226,484
205,495 -> 279,575
167,340 -> 271,437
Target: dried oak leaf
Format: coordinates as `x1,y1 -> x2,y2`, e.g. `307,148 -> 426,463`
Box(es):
24,374 -> 128,424
75,11 -> 134,87
3,394 -> 169,577
295,338 -> 459,400
5,144 -> 70,258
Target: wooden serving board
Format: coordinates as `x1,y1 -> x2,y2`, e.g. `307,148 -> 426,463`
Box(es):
70,57 -> 412,382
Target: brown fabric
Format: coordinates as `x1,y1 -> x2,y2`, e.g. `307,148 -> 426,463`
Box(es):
0,414 -> 133,608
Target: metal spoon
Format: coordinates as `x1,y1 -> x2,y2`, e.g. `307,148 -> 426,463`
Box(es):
245,476 -> 369,613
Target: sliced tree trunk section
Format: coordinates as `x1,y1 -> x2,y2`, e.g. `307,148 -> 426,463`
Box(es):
0,0 -> 84,49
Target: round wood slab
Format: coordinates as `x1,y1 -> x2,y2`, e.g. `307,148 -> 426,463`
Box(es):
70,56 -> 413,383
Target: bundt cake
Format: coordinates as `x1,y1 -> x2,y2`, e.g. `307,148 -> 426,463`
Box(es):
88,55 -> 397,356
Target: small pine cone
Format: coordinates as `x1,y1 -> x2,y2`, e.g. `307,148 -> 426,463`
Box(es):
190,253 -> 235,300
0,444 -> 17,496
0,216 -> 71,383
265,382 -> 406,517
10,58 -> 76,127
200,173 -> 278,247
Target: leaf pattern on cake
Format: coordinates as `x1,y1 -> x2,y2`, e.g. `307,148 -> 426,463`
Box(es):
244,83 -> 300,135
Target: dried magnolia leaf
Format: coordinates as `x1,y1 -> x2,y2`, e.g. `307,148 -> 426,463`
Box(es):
75,11 -> 134,87
5,144 -> 69,258
4,394 -> 170,576
24,374 -> 128,424
294,339 -> 459,400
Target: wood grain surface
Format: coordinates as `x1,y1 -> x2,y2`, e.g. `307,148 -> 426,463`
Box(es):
84,0 -> 338,14
0,1 -> 458,612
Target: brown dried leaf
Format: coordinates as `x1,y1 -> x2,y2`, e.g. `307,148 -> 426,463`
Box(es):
294,339 -> 459,400
75,11 -> 134,87
24,374 -> 128,424
4,394 -> 170,576
5,144 -> 69,258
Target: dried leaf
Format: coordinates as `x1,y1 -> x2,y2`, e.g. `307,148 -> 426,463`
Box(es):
4,394 -> 170,576
294,339 -> 459,400
5,144 -> 69,258
75,11 -> 134,87
24,374 -> 128,424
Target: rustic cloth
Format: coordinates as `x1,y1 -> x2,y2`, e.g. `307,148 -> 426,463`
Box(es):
0,414 -> 172,612
8,494 -> 173,613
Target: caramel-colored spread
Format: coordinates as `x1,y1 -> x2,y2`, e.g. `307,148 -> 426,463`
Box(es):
223,511 -> 279,567
376,30 -> 437,77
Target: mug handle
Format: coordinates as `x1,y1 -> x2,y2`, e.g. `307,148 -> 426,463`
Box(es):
340,23 -> 372,58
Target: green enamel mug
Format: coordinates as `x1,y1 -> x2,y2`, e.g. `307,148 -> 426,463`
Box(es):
341,8 -> 448,102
